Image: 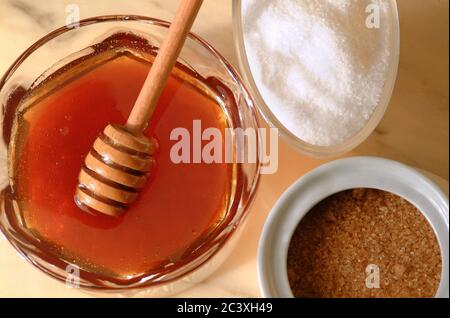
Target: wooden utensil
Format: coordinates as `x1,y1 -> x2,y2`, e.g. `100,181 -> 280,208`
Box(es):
75,0 -> 203,216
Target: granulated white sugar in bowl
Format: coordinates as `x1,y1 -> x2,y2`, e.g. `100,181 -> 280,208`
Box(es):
241,0 -> 395,147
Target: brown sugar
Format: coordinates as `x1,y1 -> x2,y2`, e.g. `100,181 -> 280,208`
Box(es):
287,189 -> 442,298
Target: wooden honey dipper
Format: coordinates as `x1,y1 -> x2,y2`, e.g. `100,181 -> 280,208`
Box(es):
75,0 -> 203,216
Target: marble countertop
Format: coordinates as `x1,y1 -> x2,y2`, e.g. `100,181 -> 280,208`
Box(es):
0,0 -> 448,297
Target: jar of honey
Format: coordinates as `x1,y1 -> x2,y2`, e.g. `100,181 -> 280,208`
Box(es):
0,16 -> 260,295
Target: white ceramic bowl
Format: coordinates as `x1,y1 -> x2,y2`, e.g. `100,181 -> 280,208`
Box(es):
258,157 -> 449,298
233,0 -> 401,157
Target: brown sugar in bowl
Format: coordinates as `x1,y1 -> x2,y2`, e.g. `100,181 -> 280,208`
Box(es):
287,188 -> 442,298
258,157 -> 449,298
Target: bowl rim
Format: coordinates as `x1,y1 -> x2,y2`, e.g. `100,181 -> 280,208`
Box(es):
257,156 -> 449,298
232,0 -> 401,158
0,15 -> 261,291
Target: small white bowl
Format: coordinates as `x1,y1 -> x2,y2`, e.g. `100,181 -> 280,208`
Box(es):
258,157 -> 449,298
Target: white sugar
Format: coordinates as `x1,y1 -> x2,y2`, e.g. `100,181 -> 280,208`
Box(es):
242,0 -> 393,146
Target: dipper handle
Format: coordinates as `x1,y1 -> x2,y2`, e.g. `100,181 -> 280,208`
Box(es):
125,0 -> 203,134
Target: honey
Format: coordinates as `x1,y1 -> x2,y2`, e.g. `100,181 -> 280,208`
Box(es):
4,33 -> 236,281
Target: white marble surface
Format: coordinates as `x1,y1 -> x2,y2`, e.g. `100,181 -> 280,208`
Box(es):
0,0 -> 448,297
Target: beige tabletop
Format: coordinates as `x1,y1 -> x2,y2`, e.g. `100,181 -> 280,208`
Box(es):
0,0 -> 448,297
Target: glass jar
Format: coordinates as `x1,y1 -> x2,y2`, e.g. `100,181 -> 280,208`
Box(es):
232,0 -> 400,157
0,15 -> 260,296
